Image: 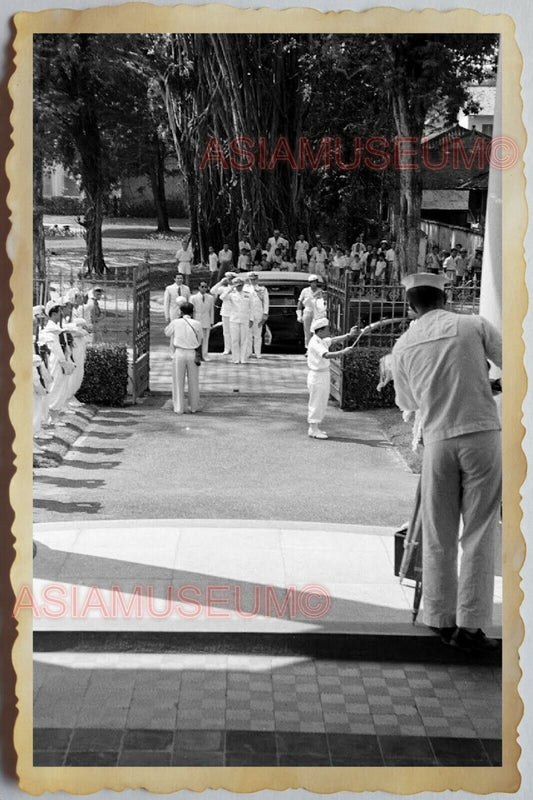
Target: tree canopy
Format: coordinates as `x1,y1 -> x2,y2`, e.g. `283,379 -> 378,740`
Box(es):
34,32 -> 498,274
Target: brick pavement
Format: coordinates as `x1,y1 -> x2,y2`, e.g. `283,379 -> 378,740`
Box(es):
33,653 -> 501,767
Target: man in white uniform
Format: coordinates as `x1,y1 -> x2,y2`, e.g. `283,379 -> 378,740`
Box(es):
38,301 -> 69,425
210,272 -> 236,355
294,235 -> 309,271
220,276 -> 253,364
163,273 -> 191,323
296,275 -> 327,347
164,302 -> 203,414
175,239 -> 194,283
244,272 -> 269,359
308,242 -> 328,279
306,318 -> 357,439
390,272 -> 502,653
191,280 -> 215,360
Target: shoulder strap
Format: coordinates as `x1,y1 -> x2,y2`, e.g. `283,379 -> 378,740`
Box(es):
183,317 -> 201,346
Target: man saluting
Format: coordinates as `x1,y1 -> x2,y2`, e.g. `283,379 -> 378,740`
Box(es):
390,272 -> 502,654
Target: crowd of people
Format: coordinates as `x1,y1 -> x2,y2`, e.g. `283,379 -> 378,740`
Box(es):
175,229 -> 484,290
32,287 -> 103,454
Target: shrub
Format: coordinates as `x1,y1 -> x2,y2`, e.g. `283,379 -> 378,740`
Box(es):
341,346 -> 397,410
42,196 -> 85,216
76,344 -> 128,406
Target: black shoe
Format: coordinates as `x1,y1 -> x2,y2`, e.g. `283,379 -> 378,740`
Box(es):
429,626 -> 456,645
451,628 -> 501,654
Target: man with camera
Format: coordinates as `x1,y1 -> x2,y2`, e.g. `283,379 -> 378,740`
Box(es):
390,272 -> 502,654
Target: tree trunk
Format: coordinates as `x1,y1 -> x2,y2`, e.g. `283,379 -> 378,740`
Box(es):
396,169 -> 422,275
33,146 -> 46,300
147,134 -> 171,232
83,197 -> 107,275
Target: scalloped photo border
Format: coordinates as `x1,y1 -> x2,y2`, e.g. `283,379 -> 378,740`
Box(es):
6,4 -> 527,794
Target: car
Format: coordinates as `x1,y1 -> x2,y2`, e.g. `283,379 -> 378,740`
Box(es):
211,270 -> 325,351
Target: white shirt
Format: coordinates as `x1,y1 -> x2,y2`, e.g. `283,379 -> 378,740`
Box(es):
309,247 -> 328,264
163,283 -> 191,321
443,255 -> 457,274
298,286 -> 325,316
307,335 -> 332,371
191,291 -> 215,328
219,288 -> 253,323
164,315 -> 203,349
391,309 -> 501,444
210,280 -> 232,317
208,253 -> 218,273
294,240 -> 309,258
267,235 -> 288,253
218,248 -> 233,263
175,247 -> 193,264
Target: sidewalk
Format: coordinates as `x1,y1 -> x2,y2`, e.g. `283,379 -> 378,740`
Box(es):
33,519 -> 502,639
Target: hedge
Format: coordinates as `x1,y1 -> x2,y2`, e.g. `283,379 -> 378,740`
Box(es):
43,196 -> 85,216
341,346 -> 397,411
76,344 -> 128,406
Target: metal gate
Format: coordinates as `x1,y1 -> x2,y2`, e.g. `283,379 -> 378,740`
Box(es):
35,253 -> 151,403
327,269 -> 480,409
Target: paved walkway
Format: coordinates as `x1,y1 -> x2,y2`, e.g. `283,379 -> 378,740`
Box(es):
33,519 -> 501,635
33,652 -> 502,766
31,294 -> 502,767
149,292 -> 309,395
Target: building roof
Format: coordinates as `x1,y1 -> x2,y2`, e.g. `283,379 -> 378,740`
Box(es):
422,190 -> 470,211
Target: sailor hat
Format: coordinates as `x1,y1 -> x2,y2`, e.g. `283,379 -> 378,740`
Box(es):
307,274 -> 320,282
310,317 -> 330,333
402,272 -> 446,292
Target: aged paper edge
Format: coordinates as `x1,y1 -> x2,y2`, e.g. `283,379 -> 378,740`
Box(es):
6,3 -> 526,795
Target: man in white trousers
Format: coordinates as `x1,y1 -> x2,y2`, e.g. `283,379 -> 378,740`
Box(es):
306,317 -> 357,439
390,272 -> 502,654
210,272 -> 236,355
220,276 -> 253,364
245,272 -> 269,359
191,280 -> 215,360
164,302 -> 203,414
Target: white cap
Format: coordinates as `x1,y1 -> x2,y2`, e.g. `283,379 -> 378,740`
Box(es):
307,274 -> 320,282
402,272 -> 446,292
248,271 -> 258,279
232,276 -> 244,285
33,354 -> 42,365
45,299 -> 63,316
310,317 -> 330,332
32,305 -> 45,317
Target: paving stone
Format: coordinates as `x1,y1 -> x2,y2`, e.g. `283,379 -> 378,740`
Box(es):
119,750 -> 171,766
174,730 -> 225,751
33,728 -> 72,752
123,729 -> 173,751
65,751 -> 119,766
33,751 -> 66,767
69,729 -> 123,752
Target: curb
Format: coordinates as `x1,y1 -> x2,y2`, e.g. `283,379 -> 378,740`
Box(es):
33,405 -> 98,468
33,630 -> 502,666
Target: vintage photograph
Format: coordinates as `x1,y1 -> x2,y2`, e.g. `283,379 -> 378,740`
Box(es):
17,15 -> 517,785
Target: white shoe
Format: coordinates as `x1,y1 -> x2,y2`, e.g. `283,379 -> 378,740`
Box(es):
68,398 -> 83,408
35,431 -> 54,440
223,350 -> 231,355
203,356 -> 210,361
308,427 -> 328,439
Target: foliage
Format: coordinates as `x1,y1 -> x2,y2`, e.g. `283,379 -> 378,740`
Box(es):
76,344 -> 128,406
341,347 -> 397,410
42,197 -> 85,216
35,33 -> 498,271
